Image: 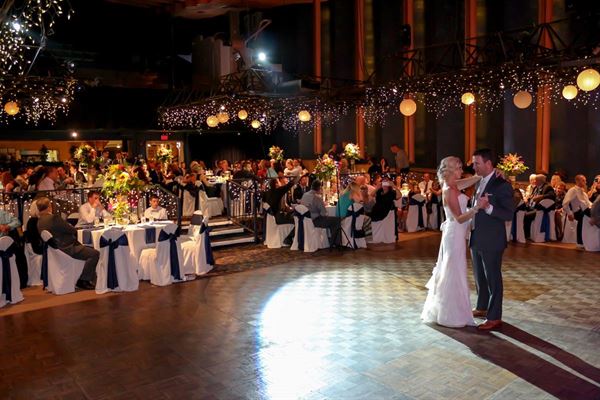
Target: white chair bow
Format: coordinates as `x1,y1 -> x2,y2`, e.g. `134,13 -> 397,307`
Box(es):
406,194 -> 427,232
0,236 -> 24,307
139,224 -> 185,286
40,230 -> 86,295
508,201 -> 527,244
96,228 -> 138,294
24,241 -> 43,286
530,199 -> 557,243
341,203 -> 367,249
370,210 -> 397,244
182,214 -> 214,276
262,203 -> 293,249
290,205 -> 329,252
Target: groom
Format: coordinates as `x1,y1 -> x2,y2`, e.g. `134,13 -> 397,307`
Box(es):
470,149 -> 515,331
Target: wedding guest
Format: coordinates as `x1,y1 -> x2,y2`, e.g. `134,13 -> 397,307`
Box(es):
292,174 -> 310,204
37,166 -> 57,191
590,196 -> 600,228
369,179 -> 400,222
69,162 -> 87,186
144,194 -> 168,220
290,159 -> 303,176
257,160 -> 268,178
419,173 -> 434,196
336,182 -> 362,218
25,205 -> 43,255
283,159 -> 295,176
588,175 -> 600,203
1,171 -> 16,192
390,144 -> 409,174
233,162 -> 256,180
524,174 -> 556,239
550,173 -> 563,190
77,191 -> 110,226
301,180 -> 342,247
264,177 -> 297,226
14,168 -> 30,191
563,175 -> 591,213
367,157 -> 381,176
0,208 -> 26,287
339,158 -> 349,175
267,159 -> 279,178
524,173 -> 538,202
37,197 -> 99,290
327,144 -> 338,159
55,166 -> 74,189
554,182 -> 567,240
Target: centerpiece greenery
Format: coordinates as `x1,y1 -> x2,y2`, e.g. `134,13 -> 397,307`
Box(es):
74,144 -> 95,167
156,145 -> 173,165
101,164 -> 147,222
268,145 -> 284,162
496,153 -> 529,181
314,154 -> 337,182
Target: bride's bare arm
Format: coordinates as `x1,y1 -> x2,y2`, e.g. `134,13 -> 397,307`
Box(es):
443,187 -> 479,224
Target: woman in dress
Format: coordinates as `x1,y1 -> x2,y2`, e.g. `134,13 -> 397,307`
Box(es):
421,156 -> 481,328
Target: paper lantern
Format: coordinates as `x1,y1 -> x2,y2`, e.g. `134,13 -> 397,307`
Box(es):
4,101 -> 19,116
576,68 -> 600,92
206,115 -> 219,127
562,85 -> 578,100
298,110 -> 311,122
399,99 -> 417,116
238,109 -> 248,120
513,90 -> 532,109
461,92 -> 475,105
217,112 -> 230,123
251,120 -> 261,129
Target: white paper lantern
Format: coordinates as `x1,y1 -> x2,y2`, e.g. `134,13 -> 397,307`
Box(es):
461,92 -> 475,105
576,68 -> 600,92
562,85 -> 578,100
513,90 -> 532,109
399,99 -> 417,116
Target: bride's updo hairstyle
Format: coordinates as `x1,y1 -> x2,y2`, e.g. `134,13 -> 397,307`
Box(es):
437,156 -> 462,185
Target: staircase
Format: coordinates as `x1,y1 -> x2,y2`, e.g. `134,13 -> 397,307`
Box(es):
183,216 -> 256,248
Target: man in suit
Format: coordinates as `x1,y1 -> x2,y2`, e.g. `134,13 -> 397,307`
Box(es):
36,197 -> 99,290
301,180 -> 341,247
524,174 -> 556,238
470,149 -> 515,331
292,174 -> 310,204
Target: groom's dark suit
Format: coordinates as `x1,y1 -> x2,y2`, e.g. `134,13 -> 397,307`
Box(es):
469,173 -> 515,321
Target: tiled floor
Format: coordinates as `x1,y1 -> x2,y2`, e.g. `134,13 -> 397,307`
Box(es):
1,234 -> 599,400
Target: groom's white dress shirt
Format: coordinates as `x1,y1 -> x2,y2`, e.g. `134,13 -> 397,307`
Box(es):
475,170 -> 496,216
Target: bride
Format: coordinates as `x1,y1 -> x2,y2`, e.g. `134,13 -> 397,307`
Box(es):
421,156 -> 481,328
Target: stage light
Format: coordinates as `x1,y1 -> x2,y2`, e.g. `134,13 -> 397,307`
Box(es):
513,90 -> 532,109
461,92 -> 475,105
399,99 -> 417,116
71,131 -> 78,138
298,110 -> 311,122
258,52 -> 267,62
238,109 -> 248,120
576,68 -> 600,91
562,85 -> 578,100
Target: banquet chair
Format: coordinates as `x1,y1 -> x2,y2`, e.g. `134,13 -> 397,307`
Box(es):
262,203 -> 293,249
40,230 -> 86,295
0,236 -> 24,308
341,203 -> 367,249
370,209 -> 397,244
530,199 -> 557,243
582,210 -> 600,252
24,241 -> 43,286
562,200 -> 582,244
67,213 -> 80,226
95,228 -> 138,294
406,194 -> 427,232
139,224 -> 185,286
291,204 -> 329,252
509,201 -> 527,244
182,215 -> 214,276
428,196 -> 443,231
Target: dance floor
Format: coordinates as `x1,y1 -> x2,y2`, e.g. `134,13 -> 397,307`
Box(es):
1,234 -> 599,400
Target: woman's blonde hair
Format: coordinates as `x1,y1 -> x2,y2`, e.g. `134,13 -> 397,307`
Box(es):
437,156 -> 462,185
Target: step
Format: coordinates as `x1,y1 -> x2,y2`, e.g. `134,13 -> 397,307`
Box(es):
209,225 -> 245,237
210,233 -> 256,247
208,218 -> 234,227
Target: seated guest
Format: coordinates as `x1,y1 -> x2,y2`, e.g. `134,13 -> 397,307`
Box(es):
588,175 -> 600,203
37,197 -> 99,290
524,174 -> 556,238
292,174 -> 310,204
37,166 -> 57,191
524,173 -> 538,203
554,182 -> 567,240
300,180 -> 342,246
590,195 -> 600,228
336,182 -> 362,218
257,160 -> 268,179
55,166 -> 74,189
233,162 -> 256,180
144,194 -> 168,220
77,191 -> 110,226
418,173 -> 434,196
25,206 -> 43,255
69,162 -> 87,186
550,173 -> 563,190
379,157 -> 390,174
264,177 -> 297,224
267,159 -> 279,178
367,157 -> 381,176
563,174 -> 591,213
0,208 -> 27,288
369,179 -> 400,222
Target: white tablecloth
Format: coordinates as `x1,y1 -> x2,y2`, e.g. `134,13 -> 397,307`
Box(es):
326,206 -> 337,217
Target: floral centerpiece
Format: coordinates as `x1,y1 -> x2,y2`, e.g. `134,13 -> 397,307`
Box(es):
156,146 -> 173,165
268,145 -> 284,162
101,164 -> 147,222
314,154 -> 337,182
74,144 -> 95,167
344,143 -> 361,171
497,153 -> 529,180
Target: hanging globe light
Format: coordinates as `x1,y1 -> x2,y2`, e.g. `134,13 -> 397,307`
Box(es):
4,101 -> 19,116
461,92 -> 475,105
217,111 -> 230,123
206,115 -> 219,127
298,110 -> 311,122
251,120 -> 261,129
576,68 -> 600,92
238,109 -> 248,120
562,85 -> 578,100
513,90 -> 533,109
399,99 -> 417,116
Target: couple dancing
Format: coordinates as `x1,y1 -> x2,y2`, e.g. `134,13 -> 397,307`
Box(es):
421,149 -> 515,330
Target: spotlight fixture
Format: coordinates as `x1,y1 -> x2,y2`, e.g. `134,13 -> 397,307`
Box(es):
71,131 -> 78,137
258,52 -> 267,62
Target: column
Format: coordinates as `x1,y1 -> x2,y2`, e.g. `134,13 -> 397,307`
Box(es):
464,0 -> 477,160
355,0 -> 366,157
313,0 -> 322,155
535,0 -> 552,173
403,0 -> 415,163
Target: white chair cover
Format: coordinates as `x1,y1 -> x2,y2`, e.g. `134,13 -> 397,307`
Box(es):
263,203 -> 293,249
371,210 -> 397,244
406,194 -> 427,233
139,224 -> 185,286
182,190 -> 196,217
562,200 -> 582,244
508,201 -> 527,244
582,212 -> 600,252
0,236 -> 24,307
341,203 -> 367,249
96,228 -> 139,294
290,204 -> 329,252
182,216 -> 214,276
24,242 -> 43,286
40,230 -> 85,295
530,199 -> 557,243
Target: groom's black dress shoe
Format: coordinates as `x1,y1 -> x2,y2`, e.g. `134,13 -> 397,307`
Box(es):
472,309 -> 487,318
477,320 -> 502,331
76,280 -> 95,290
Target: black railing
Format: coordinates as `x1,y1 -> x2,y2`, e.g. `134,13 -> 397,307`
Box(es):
226,179 -> 259,242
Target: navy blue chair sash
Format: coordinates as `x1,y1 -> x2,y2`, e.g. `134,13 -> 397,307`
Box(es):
0,243 -> 17,302
199,223 -> 215,265
534,202 -> 556,241
99,234 -> 129,290
158,229 -> 182,280
511,203 -> 529,242
262,205 -> 275,238
409,198 -> 425,228
348,206 -> 365,248
41,238 -> 59,289
144,226 -> 156,244
293,209 -> 311,251
430,196 -> 442,228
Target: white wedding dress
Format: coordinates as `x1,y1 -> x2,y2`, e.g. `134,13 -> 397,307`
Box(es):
421,190 -> 476,328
